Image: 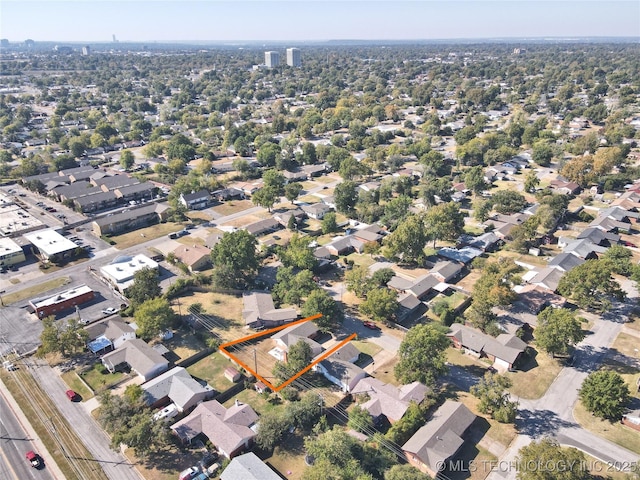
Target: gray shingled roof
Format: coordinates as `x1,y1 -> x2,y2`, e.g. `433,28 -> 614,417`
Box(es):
402,401 -> 476,472
142,366 -> 212,411
220,452 -> 280,480
352,377 -> 429,422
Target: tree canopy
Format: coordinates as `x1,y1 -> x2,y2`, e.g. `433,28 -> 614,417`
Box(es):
557,259 -> 625,312
579,370 -> 630,421
125,267 -> 161,306
301,289 -> 344,333
516,438 -> 588,480
395,324 -> 450,385
211,229 -> 259,288
534,307 -> 585,357
134,297 -> 175,340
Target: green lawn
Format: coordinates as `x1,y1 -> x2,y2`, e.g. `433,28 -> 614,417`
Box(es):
187,351 -> 237,392
263,431 -> 308,480
80,363 -> 127,392
352,340 -> 383,358
61,370 -> 94,400
221,387 -> 288,416
109,222 -> 183,249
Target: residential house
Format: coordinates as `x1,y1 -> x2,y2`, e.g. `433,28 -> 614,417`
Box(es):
430,261 -> 463,283
101,338 -> 169,381
351,377 -> 429,423
211,188 -> 245,202
562,239 -> 607,259
243,218 -> 281,237
403,401 -> 476,477
204,232 -> 223,250
242,292 -> 298,328
94,175 -> 140,192
114,182 -> 156,204
301,203 -> 332,220
74,191 -> 119,213
179,190 -> 210,210
550,178 -> 581,195
220,452 -> 281,480
437,247 -> 483,265
448,323 -> 527,370
325,236 -> 366,256
576,227 -> 620,246
86,317 -> 136,353
396,293 -> 423,322
142,366 -> 214,412
171,400 -> 259,458
352,227 -> 383,244
313,343 -> 365,392
52,182 -> 103,202
172,244 -> 211,272
548,252 -> 585,272
526,267 -> 564,292
272,321 -> 323,359
273,208 -> 306,227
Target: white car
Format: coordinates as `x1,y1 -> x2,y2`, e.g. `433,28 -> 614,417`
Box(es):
102,307 -> 118,315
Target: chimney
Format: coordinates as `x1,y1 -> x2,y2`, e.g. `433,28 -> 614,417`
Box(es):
235,399 -> 240,407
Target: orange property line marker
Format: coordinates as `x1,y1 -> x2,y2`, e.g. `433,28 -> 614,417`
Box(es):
219,313 -> 357,392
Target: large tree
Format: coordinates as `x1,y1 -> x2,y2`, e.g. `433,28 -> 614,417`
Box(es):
423,202 -> 465,248
251,186 -> 279,212
385,214 -> 429,265
211,229 -> 259,288
280,234 -> 317,271
463,166 -> 488,195
125,267 -> 161,305
38,316 -> 88,358
134,297 -> 175,340
284,182 -> 303,204
359,287 -> 399,325
272,267 -> 317,306
334,180 -> 358,216
579,370 -> 630,421
516,438 -> 588,480
535,307 -> 585,357
301,289 -> 343,333
395,324 -> 450,385
470,372 -> 518,423
491,190 -> 527,214
255,410 -> 289,450
385,464 -> 433,480
557,259 -> 625,312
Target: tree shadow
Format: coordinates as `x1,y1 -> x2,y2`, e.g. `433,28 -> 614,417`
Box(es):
517,348 -> 539,373
516,408 -> 575,438
443,364 -> 483,392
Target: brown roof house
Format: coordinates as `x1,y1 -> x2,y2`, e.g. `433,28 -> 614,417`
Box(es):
172,244 -> 211,272
242,292 -> 297,328
171,400 -> 259,458
351,378 -> 430,423
402,401 -> 476,477
101,338 -> 169,381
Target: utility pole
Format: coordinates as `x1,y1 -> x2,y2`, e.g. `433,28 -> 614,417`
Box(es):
253,348 -> 258,375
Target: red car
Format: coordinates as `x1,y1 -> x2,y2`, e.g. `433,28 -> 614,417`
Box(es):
66,389 -> 78,401
362,321 -> 380,330
26,450 -> 42,468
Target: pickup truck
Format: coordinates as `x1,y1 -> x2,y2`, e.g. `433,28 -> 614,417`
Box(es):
26,451 -> 42,468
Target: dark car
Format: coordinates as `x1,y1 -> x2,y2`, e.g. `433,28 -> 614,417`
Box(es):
362,321 -> 380,330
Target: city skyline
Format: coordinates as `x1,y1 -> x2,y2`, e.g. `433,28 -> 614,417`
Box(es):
1,1 -> 639,44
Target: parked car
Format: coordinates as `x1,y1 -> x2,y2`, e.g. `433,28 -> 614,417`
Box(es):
362,321 -> 380,330
102,307 -> 118,315
178,467 -> 200,480
79,318 -> 90,326
26,450 -> 42,468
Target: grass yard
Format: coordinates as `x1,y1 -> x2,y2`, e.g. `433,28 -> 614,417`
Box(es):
298,194 -> 320,204
507,349 -> 562,399
159,329 -> 207,362
222,387 -> 289,416
186,210 -> 212,221
80,363 -> 128,392
624,310 -> 640,332
612,332 -> 640,359
573,402 -> 640,455
211,199 -> 254,216
109,222 -> 183,249
2,276 -> 71,305
176,235 -> 205,246
60,370 -> 94,400
456,391 -> 517,448
346,252 -> 377,269
187,351 -> 238,392
263,431 -> 308,480
176,290 -> 243,336
372,355 -> 400,386
352,340 -> 383,357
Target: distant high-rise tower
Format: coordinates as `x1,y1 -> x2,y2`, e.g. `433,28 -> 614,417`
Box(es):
112,34 -> 118,43
286,48 -> 301,67
264,51 -> 280,68
82,45 -> 91,56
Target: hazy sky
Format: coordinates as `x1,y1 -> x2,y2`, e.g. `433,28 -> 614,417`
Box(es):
1,1 -> 639,43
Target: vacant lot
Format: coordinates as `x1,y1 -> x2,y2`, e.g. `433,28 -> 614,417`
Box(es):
262,431 -> 307,480
109,222 -> 183,249
187,351 -> 237,392
211,199 -> 254,216
175,290 -> 244,341
124,445 -> 202,480
2,275 -> 71,305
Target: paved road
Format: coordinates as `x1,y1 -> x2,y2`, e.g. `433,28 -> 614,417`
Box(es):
0,393 -> 56,480
487,289 -> 640,480
26,358 -> 143,480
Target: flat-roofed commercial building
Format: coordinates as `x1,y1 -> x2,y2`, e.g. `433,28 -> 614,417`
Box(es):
23,229 -> 78,261
0,237 -> 26,267
30,284 -> 95,318
100,254 -> 159,293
